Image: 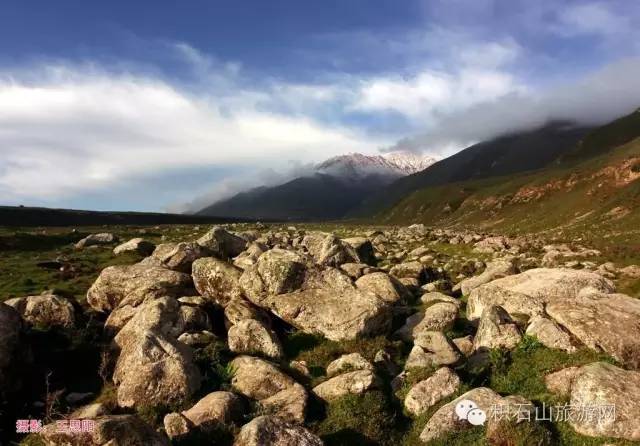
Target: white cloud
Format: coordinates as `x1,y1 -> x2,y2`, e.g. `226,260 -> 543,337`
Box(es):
391,58 -> 640,153
555,2 -> 630,36
352,68 -> 524,123
0,66 -> 384,201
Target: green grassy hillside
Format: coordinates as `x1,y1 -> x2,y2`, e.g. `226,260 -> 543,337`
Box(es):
350,122 -> 592,218
559,108 -> 640,163
379,136 -> 640,261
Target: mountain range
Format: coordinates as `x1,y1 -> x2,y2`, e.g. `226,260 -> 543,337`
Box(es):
378,108 -> 640,250
197,108 -> 640,230
196,151 -> 437,220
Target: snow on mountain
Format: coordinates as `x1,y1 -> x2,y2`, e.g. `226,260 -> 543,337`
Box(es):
316,151 -> 438,178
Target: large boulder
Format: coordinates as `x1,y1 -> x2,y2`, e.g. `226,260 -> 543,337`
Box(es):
234,415 -> 323,446
546,362 -> 640,441
192,257 -> 244,306
395,303 -> 458,341
473,236 -> 509,253
164,391 -> 244,440
389,261 -> 428,283
343,237 -> 376,265
224,298 -> 271,327
233,242 -> 268,270
86,263 -> 192,312
197,226 -> 247,259
453,257 -> 516,296
404,367 -> 460,417
240,249 -> 307,305
113,238 -> 155,256
114,296 -> 210,340
146,242 -> 210,273
112,298 -> 202,408
546,290 -> 640,368
355,272 -> 410,304
252,283 -> 391,341
75,233 -> 119,249
40,414 -> 169,446
244,258 -> 392,341
230,356 -> 307,423
302,233 -> 360,267
420,292 -> 462,308
419,387 -> 533,443
466,268 -> 615,320
4,294 -> 75,327
312,370 -> 381,402
405,332 -> 461,369
228,319 -> 283,359
113,329 -> 201,408
467,268 -> 640,367
326,353 -> 373,377
525,316 -> 577,353
473,306 -> 522,352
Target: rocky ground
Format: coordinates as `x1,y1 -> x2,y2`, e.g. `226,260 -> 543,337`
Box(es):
2,223 -> 640,445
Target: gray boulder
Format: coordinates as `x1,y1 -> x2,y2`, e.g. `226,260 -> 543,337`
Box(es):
112,297 -> 202,408
146,242 -> 210,273
546,362 -> 640,441
404,367 -> 460,416
234,415 -> 323,446
303,233 -> 360,267
87,263 -> 192,312
239,249 -> 307,305
192,257 -> 244,306
75,233 -> 119,249
41,414 -> 169,446
466,268 -> 615,319
326,353 -> 373,377
473,306 -> 522,351
395,302 -> 458,341
312,370 -> 381,402
4,294 -> 75,327
243,260 -> 392,341
453,257 -> 516,296
405,332 -> 461,369
197,226 -> 247,258
164,391 -> 244,439
355,272 -> 410,304
230,356 -> 307,423
526,316 -> 577,353
343,237 -> 376,265
113,238 -> 155,256
228,319 -> 284,359
546,290 -> 640,368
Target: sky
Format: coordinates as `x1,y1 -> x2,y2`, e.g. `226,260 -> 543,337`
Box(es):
0,0 -> 639,212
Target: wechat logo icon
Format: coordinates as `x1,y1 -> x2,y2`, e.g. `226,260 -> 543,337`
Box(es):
455,399 -> 487,426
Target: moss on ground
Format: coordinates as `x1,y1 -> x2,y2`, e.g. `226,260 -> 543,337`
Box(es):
312,391 -> 398,446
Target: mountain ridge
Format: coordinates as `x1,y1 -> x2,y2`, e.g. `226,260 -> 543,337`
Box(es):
196,151 -> 437,220
349,121 -> 593,218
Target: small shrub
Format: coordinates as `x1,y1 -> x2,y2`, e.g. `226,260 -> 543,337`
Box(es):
193,339 -> 234,394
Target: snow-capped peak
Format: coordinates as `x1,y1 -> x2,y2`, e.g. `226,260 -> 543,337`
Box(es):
383,151 -> 439,174
316,151 -> 438,178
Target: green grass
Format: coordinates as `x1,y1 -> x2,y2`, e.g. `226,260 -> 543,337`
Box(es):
483,336 -> 617,403
312,391 -> 398,446
284,333 -> 399,370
